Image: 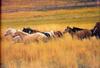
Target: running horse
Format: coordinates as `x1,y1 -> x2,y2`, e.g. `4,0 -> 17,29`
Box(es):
4,28 -> 23,43
22,27 -> 63,38
63,26 -> 92,40
22,27 -> 51,38
22,27 -> 40,34
92,22 -> 100,39
4,28 -> 49,44
14,31 -> 49,43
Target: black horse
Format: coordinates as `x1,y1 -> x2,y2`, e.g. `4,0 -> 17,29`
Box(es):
42,32 -> 51,38
92,22 -> 100,39
22,27 -> 40,34
22,27 -> 33,34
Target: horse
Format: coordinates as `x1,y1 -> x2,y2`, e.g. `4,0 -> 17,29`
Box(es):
42,32 -> 51,38
4,28 -> 23,43
92,22 -> 100,39
22,27 -> 52,38
22,27 -> 40,34
74,30 -> 92,40
72,27 -> 84,32
22,27 -> 63,39
63,26 -> 84,34
4,28 -> 17,36
64,26 -> 92,40
14,31 -> 49,43
53,31 -> 63,38
4,28 -> 49,44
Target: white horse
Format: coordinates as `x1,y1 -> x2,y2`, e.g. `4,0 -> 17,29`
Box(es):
4,28 -> 23,43
14,31 -> 49,43
4,28 -> 17,36
4,28 -> 49,44
43,30 -> 63,39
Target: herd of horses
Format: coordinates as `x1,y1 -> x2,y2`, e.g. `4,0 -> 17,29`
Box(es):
4,22 -> 100,44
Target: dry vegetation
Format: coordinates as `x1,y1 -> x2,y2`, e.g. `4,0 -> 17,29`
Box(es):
1,7 -> 100,68
1,24 -> 100,68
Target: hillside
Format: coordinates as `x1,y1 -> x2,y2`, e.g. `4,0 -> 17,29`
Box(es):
2,0 -> 100,13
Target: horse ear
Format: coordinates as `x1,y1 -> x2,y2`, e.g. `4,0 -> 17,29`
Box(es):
23,27 -> 25,29
67,26 -> 70,28
73,26 -> 75,28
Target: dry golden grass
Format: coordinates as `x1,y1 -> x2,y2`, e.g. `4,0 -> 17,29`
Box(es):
1,6 -> 100,68
1,24 -> 100,68
2,7 -> 100,20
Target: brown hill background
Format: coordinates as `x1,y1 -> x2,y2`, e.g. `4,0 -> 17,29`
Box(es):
2,0 -> 100,12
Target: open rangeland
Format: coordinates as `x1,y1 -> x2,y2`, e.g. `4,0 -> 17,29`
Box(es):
1,7 -> 100,68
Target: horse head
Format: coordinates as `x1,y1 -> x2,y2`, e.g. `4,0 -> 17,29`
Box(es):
93,22 -> 100,30
4,28 -> 16,36
22,27 -> 33,34
63,26 -> 72,34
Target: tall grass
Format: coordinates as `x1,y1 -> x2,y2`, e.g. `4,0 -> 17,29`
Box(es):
1,24 -> 100,68
1,35 -> 100,68
1,7 -> 100,68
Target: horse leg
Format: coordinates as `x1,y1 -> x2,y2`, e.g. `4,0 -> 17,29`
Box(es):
10,40 -> 17,46
71,34 -> 74,39
23,41 -> 29,45
43,39 -> 48,43
96,36 -> 100,39
34,39 -> 39,43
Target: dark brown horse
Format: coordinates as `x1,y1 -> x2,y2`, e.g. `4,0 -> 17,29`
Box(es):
64,26 -> 92,40
63,26 -> 84,34
54,31 -> 63,38
92,22 -> 100,39
74,30 -> 92,40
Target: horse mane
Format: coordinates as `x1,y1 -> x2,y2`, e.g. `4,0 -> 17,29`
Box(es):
72,27 -> 84,30
22,27 -> 41,34
15,31 -> 28,37
31,28 -> 41,32
93,22 -> 100,29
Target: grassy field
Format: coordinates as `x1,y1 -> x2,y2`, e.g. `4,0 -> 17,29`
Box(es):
1,7 -> 100,68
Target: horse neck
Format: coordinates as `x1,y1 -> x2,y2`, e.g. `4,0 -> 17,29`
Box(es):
33,30 -> 41,33
50,31 -> 55,35
16,32 -> 27,38
92,27 -> 97,34
10,30 -> 16,37
10,32 -> 15,37
68,30 -> 75,35
36,31 -> 41,33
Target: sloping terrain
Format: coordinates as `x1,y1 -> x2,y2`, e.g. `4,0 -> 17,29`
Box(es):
2,0 -> 99,12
